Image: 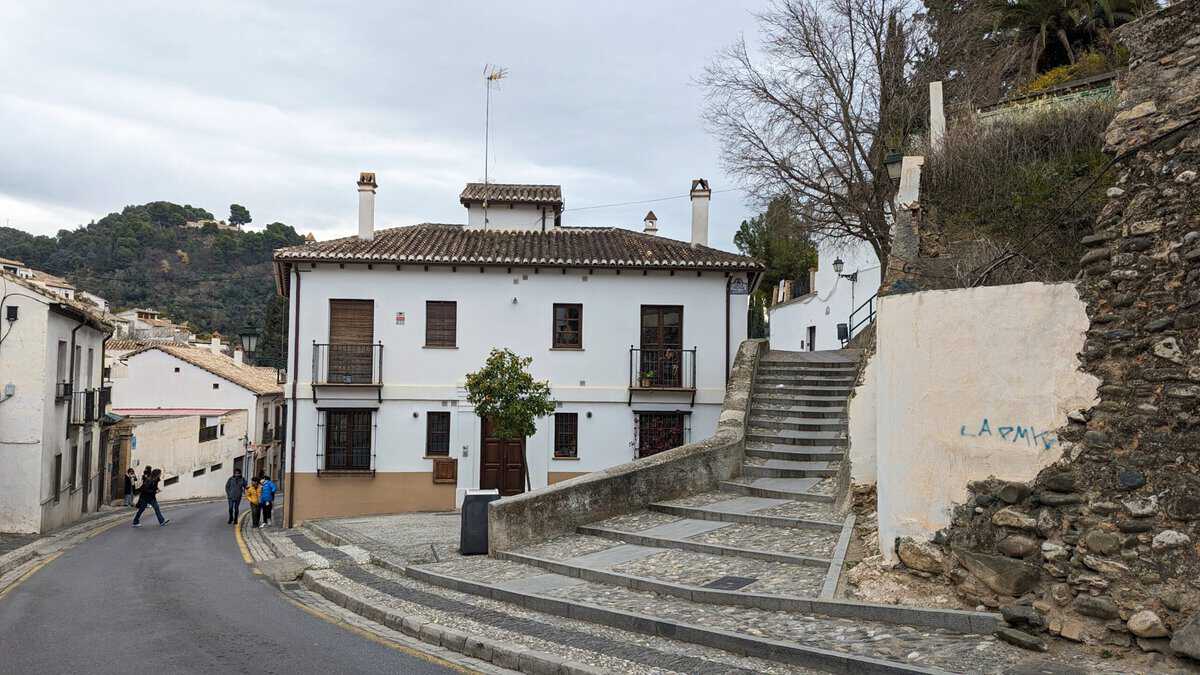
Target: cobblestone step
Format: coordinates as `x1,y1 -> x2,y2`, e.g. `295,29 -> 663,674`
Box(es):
754,385 -> 853,397
751,393 -> 846,407
748,429 -> 847,447
743,459 -> 839,478
756,374 -> 856,386
650,495 -> 843,531
752,404 -> 846,418
720,477 -> 838,502
746,444 -> 846,461
749,415 -> 845,431
577,519 -> 835,567
407,556 -> 1014,673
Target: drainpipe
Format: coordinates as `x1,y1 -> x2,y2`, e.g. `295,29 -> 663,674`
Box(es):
725,276 -> 731,387
286,265 -> 302,529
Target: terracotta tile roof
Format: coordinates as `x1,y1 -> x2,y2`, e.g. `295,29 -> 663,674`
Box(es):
124,343 -> 282,396
273,223 -> 763,272
31,270 -> 74,289
105,339 -> 147,351
459,183 -> 563,207
0,271 -> 111,331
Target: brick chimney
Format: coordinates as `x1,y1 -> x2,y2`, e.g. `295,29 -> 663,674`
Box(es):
643,210 -> 658,235
357,172 -> 377,241
689,178 -> 710,247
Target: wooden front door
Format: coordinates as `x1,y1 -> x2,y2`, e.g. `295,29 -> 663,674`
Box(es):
639,305 -> 683,388
480,418 -> 526,496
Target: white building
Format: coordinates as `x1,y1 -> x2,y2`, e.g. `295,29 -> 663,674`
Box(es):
0,257 -> 34,279
0,273 -> 113,534
108,409 -> 249,501
272,174 -> 762,523
110,344 -> 285,482
768,236 -> 881,351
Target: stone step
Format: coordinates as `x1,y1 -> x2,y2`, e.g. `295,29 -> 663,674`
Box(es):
755,374 -> 856,386
650,495 -> 843,531
576,519 -> 833,567
753,385 -> 853,397
720,477 -> 837,502
747,429 -> 847,447
406,559 -> 995,674
751,393 -> 846,407
745,444 -> 845,461
743,459 -> 838,478
751,404 -> 845,418
749,415 -> 844,431
759,358 -> 857,370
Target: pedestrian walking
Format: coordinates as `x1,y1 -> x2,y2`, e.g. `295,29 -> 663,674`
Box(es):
225,468 -> 248,524
259,475 -> 276,528
132,468 -> 168,527
123,468 -> 137,507
246,477 -> 262,528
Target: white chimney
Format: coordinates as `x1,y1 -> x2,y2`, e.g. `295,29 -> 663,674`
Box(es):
233,347 -> 245,364
689,178 -> 710,247
643,210 -> 658,235
357,171 -> 377,241
209,335 -> 221,354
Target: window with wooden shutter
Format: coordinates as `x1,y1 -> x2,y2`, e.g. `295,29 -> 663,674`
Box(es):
425,301 -> 457,347
552,304 -> 582,349
328,300 -> 375,382
554,412 -> 578,458
426,411 -> 450,456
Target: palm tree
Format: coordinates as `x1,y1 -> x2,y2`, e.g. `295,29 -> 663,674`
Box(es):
992,0 -> 1078,76
1073,0 -> 1156,37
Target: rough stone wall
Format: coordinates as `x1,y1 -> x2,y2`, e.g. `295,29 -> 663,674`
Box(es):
899,1 -> 1200,660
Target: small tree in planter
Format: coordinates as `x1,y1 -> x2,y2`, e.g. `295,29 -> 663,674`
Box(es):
464,348 -> 556,491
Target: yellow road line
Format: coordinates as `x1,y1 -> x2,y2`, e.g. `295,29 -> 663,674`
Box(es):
233,513 -> 476,673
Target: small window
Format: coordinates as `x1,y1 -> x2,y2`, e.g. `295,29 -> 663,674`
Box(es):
210,463 -> 223,471
554,412 -> 578,458
69,445 -> 78,490
425,301 -> 457,347
219,423 -> 225,437
164,476 -> 179,486
426,411 -> 451,456
199,417 -> 219,443
212,383 -> 219,390
193,468 -> 206,477
552,304 -> 583,349
53,455 -> 62,502
174,367 -> 180,373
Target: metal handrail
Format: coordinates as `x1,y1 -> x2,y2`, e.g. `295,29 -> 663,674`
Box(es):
628,347 -> 697,390
844,293 -> 878,345
311,342 -> 383,385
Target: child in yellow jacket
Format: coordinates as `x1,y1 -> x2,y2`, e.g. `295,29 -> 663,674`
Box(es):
246,479 -> 262,528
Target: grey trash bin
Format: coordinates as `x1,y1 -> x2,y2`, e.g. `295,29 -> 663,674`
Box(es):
460,489 -> 501,555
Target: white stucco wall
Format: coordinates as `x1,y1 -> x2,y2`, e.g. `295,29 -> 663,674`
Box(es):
285,263 -> 748,502
872,282 -> 1100,561
847,354 -> 878,485
112,350 -> 262,433
127,411 -> 248,501
466,203 -> 556,231
769,236 -> 881,351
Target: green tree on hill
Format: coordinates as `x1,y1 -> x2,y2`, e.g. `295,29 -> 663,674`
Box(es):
229,203 -> 252,227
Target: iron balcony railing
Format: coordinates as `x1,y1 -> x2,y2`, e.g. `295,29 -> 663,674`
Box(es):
629,347 -> 697,391
69,388 -> 98,425
312,342 -> 383,385
55,381 -> 71,403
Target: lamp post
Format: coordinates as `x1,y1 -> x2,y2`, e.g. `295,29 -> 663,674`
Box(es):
238,324 -> 260,366
884,151 -> 904,182
832,257 -> 858,283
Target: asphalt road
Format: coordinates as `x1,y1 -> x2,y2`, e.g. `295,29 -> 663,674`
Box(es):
0,502 -> 456,675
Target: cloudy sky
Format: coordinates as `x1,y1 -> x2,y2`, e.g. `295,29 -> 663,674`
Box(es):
0,1 -> 768,251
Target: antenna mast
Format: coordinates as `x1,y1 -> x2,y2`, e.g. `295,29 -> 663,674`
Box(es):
483,64 -> 508,186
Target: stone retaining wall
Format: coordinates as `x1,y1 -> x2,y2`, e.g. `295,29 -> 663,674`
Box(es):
487,339 -> 765,553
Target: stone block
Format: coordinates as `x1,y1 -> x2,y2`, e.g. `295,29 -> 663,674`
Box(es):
1151,529 -> 1190,552
439,628 -> 467,653
897,537 -> 946,573
418,623 -> 444,646
995,626 -> 1048,652
519,651 -> 565,675
955,550 -> 1041,597
1127,610 -> 1169,638
1073,595 -> 1119,620
992,508 -> 1038,531
401,616 -> 426,638
463,636 -> 493,662
491,644 -> 525,671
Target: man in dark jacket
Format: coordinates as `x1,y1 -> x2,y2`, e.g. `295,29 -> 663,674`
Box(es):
132,468 -> 168,527
225,468 -> 247,524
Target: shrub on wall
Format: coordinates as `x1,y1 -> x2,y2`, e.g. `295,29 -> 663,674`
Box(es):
921,98 -> 1116,285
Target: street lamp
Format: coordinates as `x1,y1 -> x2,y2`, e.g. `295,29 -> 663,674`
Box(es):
238,324 -> 260,364
832,258 -> 858,283
884,151 -> 904,181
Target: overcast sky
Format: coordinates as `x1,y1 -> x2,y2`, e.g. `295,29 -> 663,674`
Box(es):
0,1 -> 768,251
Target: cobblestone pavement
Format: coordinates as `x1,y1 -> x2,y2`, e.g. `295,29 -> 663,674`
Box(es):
807,478 -> 836,496
610,548 -> 827,596
318,511 -> 461,564
521,533 -> 621,560
317,564 -> 821,674
751,499 -> 839,522
589,510 -> 681,532
656,492 -> 738,508
688,522 -> 838,557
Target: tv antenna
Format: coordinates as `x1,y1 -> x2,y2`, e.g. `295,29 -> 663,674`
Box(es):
483,64 -> 508,186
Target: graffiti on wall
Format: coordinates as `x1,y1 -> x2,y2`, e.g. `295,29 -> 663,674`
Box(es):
960,418 -> 1057,450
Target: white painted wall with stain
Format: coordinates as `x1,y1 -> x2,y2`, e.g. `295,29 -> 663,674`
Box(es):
866,282 -> 1099,562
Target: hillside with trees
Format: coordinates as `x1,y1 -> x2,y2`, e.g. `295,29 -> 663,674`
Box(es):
0,201 -> 304,352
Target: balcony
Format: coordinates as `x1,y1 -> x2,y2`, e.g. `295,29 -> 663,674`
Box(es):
628,347 -> 697,405
69,388 -> 98,426
311,342 -> 383,403
55,381 -> 71,403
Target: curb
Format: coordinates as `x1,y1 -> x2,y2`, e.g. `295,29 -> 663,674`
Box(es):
492,549 -> 999,634
648,502 -> 844,531
576,524 -> 831,568
820,512 -> 856,599
406,565 -> 940,675
300,570 -> 604,675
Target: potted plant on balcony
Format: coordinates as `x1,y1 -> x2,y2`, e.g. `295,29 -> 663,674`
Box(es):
640,370 -> 655,388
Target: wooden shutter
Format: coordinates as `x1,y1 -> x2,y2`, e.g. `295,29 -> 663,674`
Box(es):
425,301 -> 457,347
432,457 -> 458,484
329,300 -> 374,344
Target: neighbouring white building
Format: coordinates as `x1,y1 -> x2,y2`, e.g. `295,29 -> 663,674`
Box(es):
768,236 -> 881,351
0,257 -> 34,279
107,409 -> 249,501
110,344 -> 285,482
113,308 -> 194,343
272,174 -> 762,522
0,273 -> 113,534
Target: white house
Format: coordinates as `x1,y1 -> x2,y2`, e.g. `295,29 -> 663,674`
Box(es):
108,409 -> 249,501
272,174 -> 762,523
0,257 -> 34,279
110,344 -> 285,482
768,236 -> 881,351
0,273 -> 113,534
